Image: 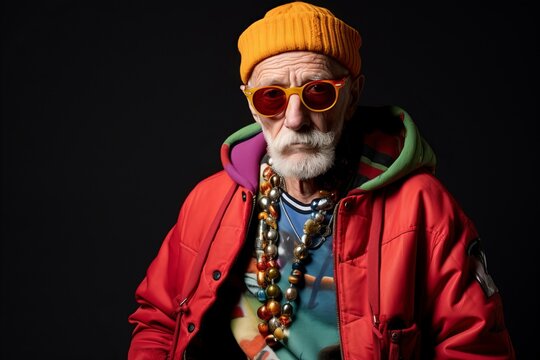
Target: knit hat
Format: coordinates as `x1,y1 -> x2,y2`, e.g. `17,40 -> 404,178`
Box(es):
238,1 -> 362,84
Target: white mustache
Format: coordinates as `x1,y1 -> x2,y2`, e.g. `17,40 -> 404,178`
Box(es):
271,129 -> 336,152
263,127 -> 338,180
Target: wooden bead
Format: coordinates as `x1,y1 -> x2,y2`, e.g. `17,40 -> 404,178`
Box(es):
256,259 -> 267,271
301,233 -> 312,247
268,317 -> 281,331
269,188 -> 280,201
263,166 -> 274,181
282,302 -> 293,316
285,286 -> 298,301
279,315 -> 292,327
265,284 -> 281,299
265,243 -> 278,258
257,271 -> 267,288
258,196 -> 270,209
288,274 -> 301,285
257,289 -> 267,302
258,322 -> 269,336
293,244 -> 308,260
312,212 -> 325,223
265,334 -> 277,347
270,174 -> 281,187
267,300 -> 281,316
266,228 -> 278,241
303,219 -> 321,234
265,216 -> 277,229
273,327 -> 285,340
266,267 -> 279,281
260,181 -> 272,195
268,204 -> 279,219
257,304 -> 272,321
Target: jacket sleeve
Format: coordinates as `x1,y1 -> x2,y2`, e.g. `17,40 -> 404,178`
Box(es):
127,225 -> 181,360
426,210 -> 515,359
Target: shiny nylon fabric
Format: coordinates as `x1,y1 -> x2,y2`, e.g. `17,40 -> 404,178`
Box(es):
128,170 -> 515,359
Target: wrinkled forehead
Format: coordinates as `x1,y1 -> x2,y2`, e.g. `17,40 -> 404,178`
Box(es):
249,51 -> 349,86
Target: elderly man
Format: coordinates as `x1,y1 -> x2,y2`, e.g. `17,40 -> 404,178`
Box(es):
128,2 -> 515,359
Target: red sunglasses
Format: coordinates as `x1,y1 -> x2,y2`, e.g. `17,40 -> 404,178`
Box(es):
243,78 -> 347,117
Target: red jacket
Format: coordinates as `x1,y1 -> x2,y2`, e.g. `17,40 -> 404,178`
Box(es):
128,106 -> 515,359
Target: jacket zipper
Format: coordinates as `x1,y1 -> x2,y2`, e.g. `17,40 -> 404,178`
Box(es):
332,200 -> 346,360
246,192 -> 257,242
170,298 -> 187,360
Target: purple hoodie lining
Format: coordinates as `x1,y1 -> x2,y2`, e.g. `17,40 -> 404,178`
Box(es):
228,132 -> 267,192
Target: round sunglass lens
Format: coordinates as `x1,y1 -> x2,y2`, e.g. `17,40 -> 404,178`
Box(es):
302,82 -> 336,110
253,87 -> 287,116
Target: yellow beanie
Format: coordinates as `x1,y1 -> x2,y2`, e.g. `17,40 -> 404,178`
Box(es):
238,1 -> 362,84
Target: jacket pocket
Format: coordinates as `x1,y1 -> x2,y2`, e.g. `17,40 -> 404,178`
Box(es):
386,322 -> 420,360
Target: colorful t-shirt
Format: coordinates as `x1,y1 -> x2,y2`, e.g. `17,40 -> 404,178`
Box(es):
231,190 -> 340,359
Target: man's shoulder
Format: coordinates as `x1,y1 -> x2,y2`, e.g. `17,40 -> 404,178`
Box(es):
389,169 -> 472,223
388,169 -> 459,208
191,170 -> 234,193
177,170 -> 239,218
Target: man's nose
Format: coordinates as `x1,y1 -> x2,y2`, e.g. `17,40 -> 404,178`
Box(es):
283,94 -> 310,131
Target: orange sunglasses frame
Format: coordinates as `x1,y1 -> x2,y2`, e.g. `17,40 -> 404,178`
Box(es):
243,78 -> 347,117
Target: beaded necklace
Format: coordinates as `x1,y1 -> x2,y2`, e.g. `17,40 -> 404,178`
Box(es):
254,157 -> 337,347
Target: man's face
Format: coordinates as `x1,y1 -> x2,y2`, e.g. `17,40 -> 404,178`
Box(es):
243,51 -> 356,180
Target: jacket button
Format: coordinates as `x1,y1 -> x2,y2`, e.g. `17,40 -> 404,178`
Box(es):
212,270 -> 221,280
344,201 -> 352,210
242,192 -> 247,201
187,323 -> 195,332
391,331 -> 401,342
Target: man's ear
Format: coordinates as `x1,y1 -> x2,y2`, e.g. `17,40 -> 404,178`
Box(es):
345,74 -> 365,121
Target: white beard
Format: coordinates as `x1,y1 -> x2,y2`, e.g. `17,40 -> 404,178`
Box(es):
263,128 -> 339,180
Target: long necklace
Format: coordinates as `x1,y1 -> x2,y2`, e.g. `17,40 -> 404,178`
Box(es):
279,195 -> 334,250
254,157 -> 336,347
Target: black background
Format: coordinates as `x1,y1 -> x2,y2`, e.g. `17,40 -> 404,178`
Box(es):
2,1 -> 538,359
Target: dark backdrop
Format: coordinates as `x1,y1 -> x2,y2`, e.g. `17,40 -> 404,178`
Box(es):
2,1 -> 538,359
